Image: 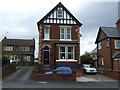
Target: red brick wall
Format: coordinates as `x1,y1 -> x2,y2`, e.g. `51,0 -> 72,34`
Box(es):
39,24 -> 80,65
98,39 -> 112,69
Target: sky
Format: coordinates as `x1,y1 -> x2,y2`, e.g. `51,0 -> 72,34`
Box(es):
0,0 -> 119,58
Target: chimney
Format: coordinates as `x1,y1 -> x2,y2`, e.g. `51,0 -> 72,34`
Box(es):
116,19 -> 120,28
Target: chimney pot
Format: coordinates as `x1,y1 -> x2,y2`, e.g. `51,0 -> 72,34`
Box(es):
116,19 -> 120,28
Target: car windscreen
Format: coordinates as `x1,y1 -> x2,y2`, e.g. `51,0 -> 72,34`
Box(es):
84,65 -> 93,68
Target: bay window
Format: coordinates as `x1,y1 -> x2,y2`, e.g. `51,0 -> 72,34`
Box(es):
59,46 -> 74,60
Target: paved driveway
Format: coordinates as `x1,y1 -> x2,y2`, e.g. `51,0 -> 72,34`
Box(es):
77,74 -> 118,82
2,66 -> 119,88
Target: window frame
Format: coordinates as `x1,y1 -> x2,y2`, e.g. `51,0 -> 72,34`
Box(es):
19,47 -> 29,51
57,9 -> 63,18
98,42 -> 101,50
44,27 -> 50,40
114,40 -> 120,49
59,46 -> 74,60
101,56 -> 104,65
60,28 -> 71,40
3,46 -> 13,51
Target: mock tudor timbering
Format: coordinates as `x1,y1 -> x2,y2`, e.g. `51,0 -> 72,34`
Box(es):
37,2 -> 82,69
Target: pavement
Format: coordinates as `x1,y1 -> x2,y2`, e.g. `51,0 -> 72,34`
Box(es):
2,66 -> 119,88
76,74 -> 118,82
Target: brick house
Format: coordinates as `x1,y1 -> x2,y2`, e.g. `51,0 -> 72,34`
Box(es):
95,19 -> 120,80
2,37 -> 35,64
37,2 -> 82,69
90,47 -> 98,68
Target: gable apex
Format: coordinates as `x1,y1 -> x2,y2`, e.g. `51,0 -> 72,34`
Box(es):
37,2 -> 82,27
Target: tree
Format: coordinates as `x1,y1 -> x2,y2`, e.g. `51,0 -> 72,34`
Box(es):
81,55 -> 92,64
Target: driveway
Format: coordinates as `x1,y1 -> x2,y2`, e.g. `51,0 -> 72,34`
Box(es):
2,66 -> 119,88
77,74 -> 118,82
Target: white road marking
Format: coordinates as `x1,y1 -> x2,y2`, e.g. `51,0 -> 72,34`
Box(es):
38,81 -> 47,84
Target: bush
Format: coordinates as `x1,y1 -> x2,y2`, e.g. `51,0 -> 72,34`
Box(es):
81,56 -> 92,64
2,56 -> 10,66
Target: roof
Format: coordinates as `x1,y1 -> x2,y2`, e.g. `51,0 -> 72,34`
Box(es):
81,52 -> 91,56
95,27 -> 120,43
2,37 -> 35,46
37,2 -> 82,27
91,47 -> 97,54
100,27 -> 120,38
112,52 -> 120,59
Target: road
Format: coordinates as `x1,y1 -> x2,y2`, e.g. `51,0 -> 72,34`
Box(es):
2,66 -> 119,88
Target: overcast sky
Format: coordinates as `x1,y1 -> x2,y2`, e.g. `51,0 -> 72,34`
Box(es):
0,0 -> 119,58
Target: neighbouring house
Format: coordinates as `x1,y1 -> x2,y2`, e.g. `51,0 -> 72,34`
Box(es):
37,2 -> 82,70
95,19 -> 120,80
90,47 -> 98,68
2,37 -> 35,64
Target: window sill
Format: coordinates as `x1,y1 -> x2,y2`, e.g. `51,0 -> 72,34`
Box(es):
59,39 -> 72,41
43,39 -> 50,40
56,60 -> 78,62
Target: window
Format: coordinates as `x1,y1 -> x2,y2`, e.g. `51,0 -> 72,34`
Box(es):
59,46 -> 74,60
98,42 -> 101,50
59,47 -> 65,59
23,56 -> 31,61
44,27 -> 50,40
3,46 -> 13,51
107,40 -> 109,47
101,56 -> 104,65
60,28 -> 71,40
20,47 -> 29,51
57,10 -> 63,18
115,40 -> 120,49
68,47 -> 74,59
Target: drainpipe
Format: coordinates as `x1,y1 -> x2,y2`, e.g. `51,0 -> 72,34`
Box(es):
54,44 -> 56,69
97,43 -> 99,68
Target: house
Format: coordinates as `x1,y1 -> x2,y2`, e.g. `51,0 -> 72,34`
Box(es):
2,37 -> 35,64
37,2 -> 82,70
90,47 -> 98,68
95,19 -> 120,80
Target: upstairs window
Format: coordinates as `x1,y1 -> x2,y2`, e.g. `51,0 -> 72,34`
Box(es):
107,40 -> 109,47
98,42 -> 101,50
57,9 -> 63,18
3,46 -> 13,51
44,27 -> 50,40
20,47 -> 29,51
60,28 -> 71,40
115,40 -> 120,49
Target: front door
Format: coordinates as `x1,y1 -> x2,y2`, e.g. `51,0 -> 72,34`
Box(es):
43,46 -> 50,65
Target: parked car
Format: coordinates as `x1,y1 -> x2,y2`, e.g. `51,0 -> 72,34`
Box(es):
45,67 -> 72,75
82,64 -> 97,74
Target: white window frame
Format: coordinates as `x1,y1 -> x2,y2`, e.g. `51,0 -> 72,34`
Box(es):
114,40 -> 120,49
60,28 -> 71,40
20,47 -> 29,51
107,40 -> 109,47
59,46 -> 74,60
98,42 -> 101,50
44,27 -> 50,40
101,56 -> 104,65
3,46 -> 13,51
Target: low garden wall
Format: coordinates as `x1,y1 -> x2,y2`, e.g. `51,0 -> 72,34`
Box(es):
2,64 -> 16,78
32,69 -> 84,80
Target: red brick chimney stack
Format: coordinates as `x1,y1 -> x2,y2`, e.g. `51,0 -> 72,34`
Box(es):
116,19 -> 120,28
